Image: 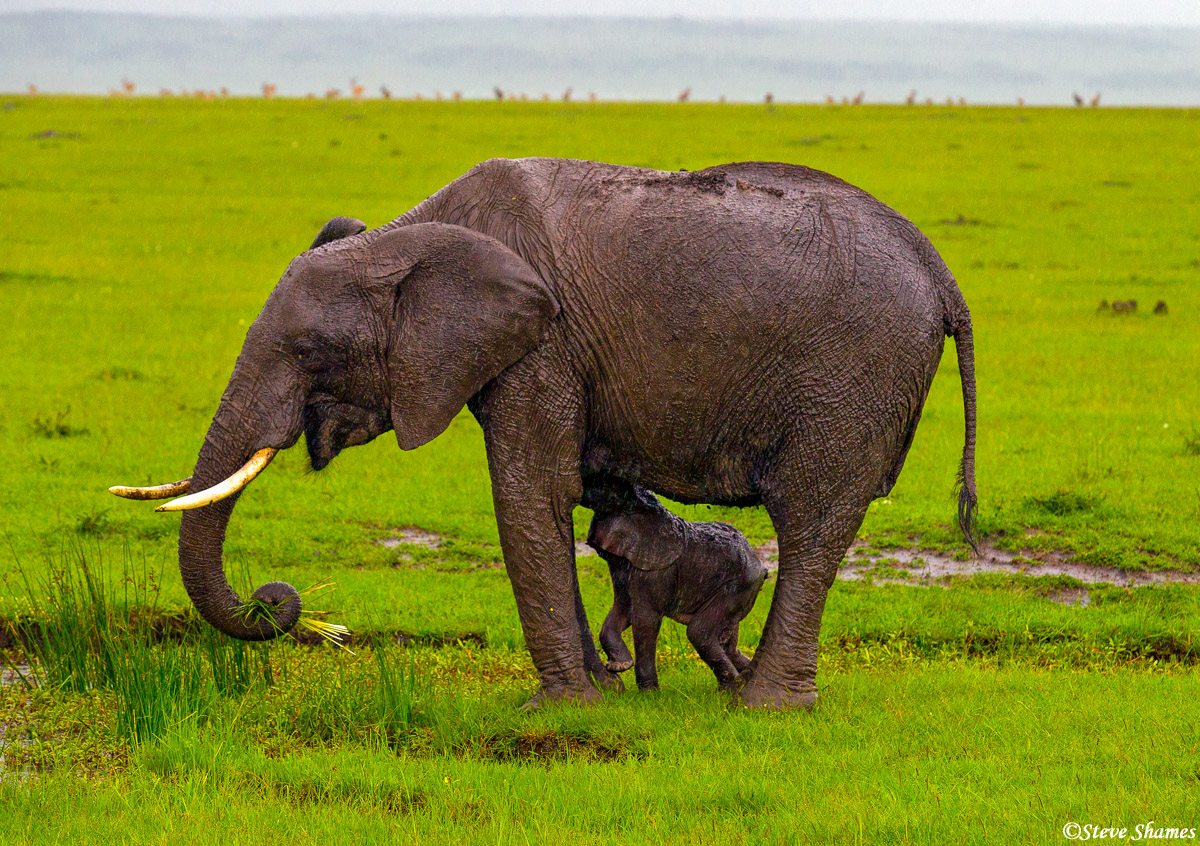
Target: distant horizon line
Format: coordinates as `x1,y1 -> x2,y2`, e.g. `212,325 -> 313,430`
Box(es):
6,9 -> 1200,29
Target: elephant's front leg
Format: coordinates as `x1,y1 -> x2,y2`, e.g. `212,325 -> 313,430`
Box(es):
475,365 -> 597,707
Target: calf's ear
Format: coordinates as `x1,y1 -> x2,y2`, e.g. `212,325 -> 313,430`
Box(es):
588,511 -> 684,571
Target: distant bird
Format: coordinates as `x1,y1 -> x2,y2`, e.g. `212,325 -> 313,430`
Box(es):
718,95 -> 726,104
262,83 -> 277,99
27,84 -> 38,96
414,93 -> 423,101
764,92 -> 774,105
380,85 -> 392,100
946,97 -> 954,106
925,97 -> 934,106
1090,92 -> 1101,108
220,87 -> 229,98
1112,300 -> 1138,314
905,90 -> 916,105
852,91 -> 864,105
842,96 -> 850,105
958,97 -> 966,107
588,92 -> 597,102
1017,97 -> 1025,107
452,91 -> 462,101
159,88 -> 173,97
437,91 -> 446,101
121,78 -> 135,96
1073,92 -> 1085,107
1154,300 -> 1168,315
825,95 -> 835,105
325,88 -> 340,100
541,93 -> 550,101
562,87 -> 573,102
350,79 -> 364,100
678,87 -> 691,103
494,86 -> 504,101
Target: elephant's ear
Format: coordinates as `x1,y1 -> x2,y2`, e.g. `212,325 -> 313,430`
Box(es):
588,510 -> 684,571
310,217 -> 366,250
380,223 -> 559,450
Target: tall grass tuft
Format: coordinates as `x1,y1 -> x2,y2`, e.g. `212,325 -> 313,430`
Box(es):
15,546 -> 121,693
372,640 -> 421,748
14,545 -> 276,745
110,641 -> 215,745
201,625 -> 273,697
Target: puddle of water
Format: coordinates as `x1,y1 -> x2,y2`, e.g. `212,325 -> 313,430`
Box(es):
1,663 -> 36,689
752,539 -> 1199,587
376,527 -> 443,549
371,524 -> 1196,590
1,662 -> 36,784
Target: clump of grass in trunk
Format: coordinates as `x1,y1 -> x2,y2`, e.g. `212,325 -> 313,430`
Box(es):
236,578 -> 351,650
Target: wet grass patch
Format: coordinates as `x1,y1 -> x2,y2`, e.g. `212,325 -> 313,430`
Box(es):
477,728 -> 642,764
30,407 -> 88,439
94,366 -> 147,382
1024,488 -> 1105,517
237,770 -> 427,814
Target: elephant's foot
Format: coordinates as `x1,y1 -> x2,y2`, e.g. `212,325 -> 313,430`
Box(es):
518,682 -> 604,711
592,666 -> 626,692
605,658 -> 633,673
738,672 -> 818,710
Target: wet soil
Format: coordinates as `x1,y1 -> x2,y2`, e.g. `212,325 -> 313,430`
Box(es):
376,527 -> 443,549
749,538 -> 1200,607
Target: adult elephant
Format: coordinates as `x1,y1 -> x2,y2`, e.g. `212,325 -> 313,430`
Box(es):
112,158 -> 978,709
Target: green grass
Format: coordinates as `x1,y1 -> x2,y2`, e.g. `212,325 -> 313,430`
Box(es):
1,96 -> 1199,842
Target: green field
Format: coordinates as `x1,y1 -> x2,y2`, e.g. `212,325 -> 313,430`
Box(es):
2,96 -> 1199,843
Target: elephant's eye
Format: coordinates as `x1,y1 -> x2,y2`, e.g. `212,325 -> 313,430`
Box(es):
291,340 -> 324,372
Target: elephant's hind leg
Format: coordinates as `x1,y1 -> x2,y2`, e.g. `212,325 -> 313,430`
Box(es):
597,551 -> 634,673
575,570 -> 624,690
723,623 -> 752,674
686,604 -> 742,689
741,469 -> 872,709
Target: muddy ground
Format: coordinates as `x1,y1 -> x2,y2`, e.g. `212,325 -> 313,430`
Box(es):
371,526 -> 1199,593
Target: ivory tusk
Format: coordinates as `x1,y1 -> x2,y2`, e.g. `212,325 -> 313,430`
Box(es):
155,448 -> 278,512
109,478 -> 193,500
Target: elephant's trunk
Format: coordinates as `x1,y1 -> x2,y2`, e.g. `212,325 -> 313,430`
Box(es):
177,418 -> 301,641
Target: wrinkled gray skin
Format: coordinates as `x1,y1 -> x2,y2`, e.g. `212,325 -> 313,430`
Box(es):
178,157 -> 978,709
588,488 -> 766,691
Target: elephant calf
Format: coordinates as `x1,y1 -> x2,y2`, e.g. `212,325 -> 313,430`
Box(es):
587,494 -> 767,691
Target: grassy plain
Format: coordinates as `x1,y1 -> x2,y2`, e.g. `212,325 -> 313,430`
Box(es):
1,96 -> 1199,842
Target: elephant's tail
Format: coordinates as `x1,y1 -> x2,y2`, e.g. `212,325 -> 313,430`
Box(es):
944,288 -> 979,555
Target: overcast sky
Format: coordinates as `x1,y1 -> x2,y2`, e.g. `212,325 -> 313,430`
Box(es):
3,0 -> 1199,25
